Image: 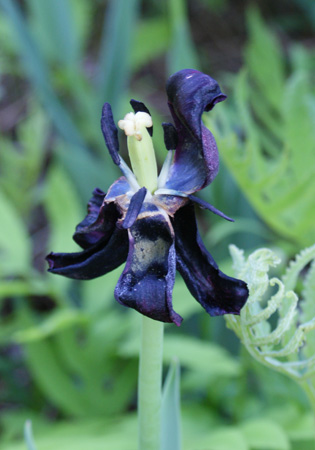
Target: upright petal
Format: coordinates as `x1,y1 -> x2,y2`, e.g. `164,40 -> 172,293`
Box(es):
115,207 -> 182,325
164,69 -> 226,194
173,203 -> 248,316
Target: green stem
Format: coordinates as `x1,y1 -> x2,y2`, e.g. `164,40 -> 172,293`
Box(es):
138,316 -> 164,450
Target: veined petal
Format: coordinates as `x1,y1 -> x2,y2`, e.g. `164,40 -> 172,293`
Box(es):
47,226 -> 128,280
115,208 -> 182,325
173,204 -> 248,316
164,69 -> 226,194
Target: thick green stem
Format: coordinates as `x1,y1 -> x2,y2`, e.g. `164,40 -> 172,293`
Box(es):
138,316 -> 164,450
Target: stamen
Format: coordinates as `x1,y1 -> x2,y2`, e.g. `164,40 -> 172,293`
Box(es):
118,111 -> 153,141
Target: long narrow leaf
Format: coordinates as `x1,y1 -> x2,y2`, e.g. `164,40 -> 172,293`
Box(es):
161,359 -> 181,450
0,0 -> 85,148
26,0 -> 80,66
167,0 -> 199,75
97,0 -> 139,113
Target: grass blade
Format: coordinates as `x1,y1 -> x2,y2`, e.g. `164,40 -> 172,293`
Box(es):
161,359 -> 181,450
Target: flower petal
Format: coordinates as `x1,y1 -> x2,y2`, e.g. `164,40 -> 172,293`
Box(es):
188,195 -> 234,222
115,208 -> 182,325
162,122 -> 178,150
46,226 -> 128,280
73,188 -> 120,249
122,187 -> 147,229
164,69 -> 226,194
173,203 -> 248,316
101,103 -> 120,165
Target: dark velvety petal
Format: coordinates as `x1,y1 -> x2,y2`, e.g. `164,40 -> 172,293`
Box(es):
188,195 -> 234,222
73,189 -> 120,249
173,203 -> 248,316
46,226 -> 128,280
164,69 -> 226,194
101,103 -> 120,165
122,187 -> 147,229
162,122 -> 178,150
130,99 -> 153,136
115,208 -> 182,325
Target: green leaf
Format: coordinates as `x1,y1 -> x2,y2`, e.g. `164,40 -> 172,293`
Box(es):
97,0 -> 139,112
245,8 -> 285,110
161,359 -> 181,450
163,335 -> 240,377
131,17 -> 170,72
13,310 -> 88,343
0,0 -> 95,172
0,189 -> 31,276
193,427 -> 249,450
44,163 -> 83,253
167,0 -> 199,75
27,0 -> 80,67
240,418 -> 290,449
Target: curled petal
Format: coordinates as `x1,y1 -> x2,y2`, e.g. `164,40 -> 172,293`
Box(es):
173,203 -> 248,316
115,208 -> 182,325
74,189 -> 121,249
47,226 -> 128,280
164,69 -> 226,194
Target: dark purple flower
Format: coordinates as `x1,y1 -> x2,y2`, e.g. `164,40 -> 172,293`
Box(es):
46,69 -> 248,326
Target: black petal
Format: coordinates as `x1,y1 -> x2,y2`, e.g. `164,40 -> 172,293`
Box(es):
115,208 -> 182,325
173,203 -> 248,316
101,103 -> 120,165
164,69 -> 226,194
74,189 -> 120,249
162,122 -> 178,150
122,187 -> 147,229
46,226 -> 128,280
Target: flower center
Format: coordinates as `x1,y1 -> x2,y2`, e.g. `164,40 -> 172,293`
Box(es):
118,111 -> 158,193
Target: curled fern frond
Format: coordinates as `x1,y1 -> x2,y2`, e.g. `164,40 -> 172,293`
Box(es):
227,245 -> 315,382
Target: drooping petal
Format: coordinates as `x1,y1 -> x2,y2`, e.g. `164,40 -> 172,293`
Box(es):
46,226 -> 128,280
164,69 -> 226,194
73,188 -> 120,249
173,203 -> 248,316
115,207 -> 182,325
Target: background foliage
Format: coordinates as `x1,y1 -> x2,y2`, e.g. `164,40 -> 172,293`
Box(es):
0,0 -> 315,449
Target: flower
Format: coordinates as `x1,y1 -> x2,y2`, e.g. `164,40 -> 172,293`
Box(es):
46,69 -> 248,326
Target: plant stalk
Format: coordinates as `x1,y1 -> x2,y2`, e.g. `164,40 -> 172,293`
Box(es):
138,315 -> 164,450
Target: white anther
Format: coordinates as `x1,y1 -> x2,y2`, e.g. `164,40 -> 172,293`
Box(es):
118,111 -> 152,141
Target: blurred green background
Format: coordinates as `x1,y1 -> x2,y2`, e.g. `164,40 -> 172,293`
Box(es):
0,0 -> 315,449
